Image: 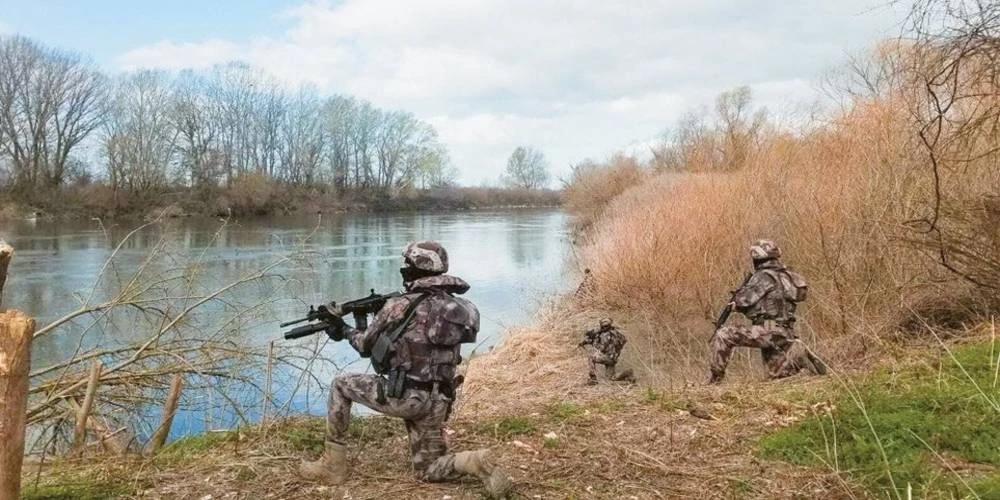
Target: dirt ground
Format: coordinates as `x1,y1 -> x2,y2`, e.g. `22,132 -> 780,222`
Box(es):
26,316 -> 864,500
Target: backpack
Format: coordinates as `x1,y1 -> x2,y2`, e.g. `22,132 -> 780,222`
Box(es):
763,268 -> 808,303
425,294 -> 480,346
370,292 -> 479,374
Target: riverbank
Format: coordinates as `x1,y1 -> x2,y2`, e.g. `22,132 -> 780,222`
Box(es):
0,184 -> 563,221
20,300 -> 1000,499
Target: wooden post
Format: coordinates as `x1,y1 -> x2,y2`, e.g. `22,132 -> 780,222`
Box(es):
0,310 -> 35,500
72,361 -> 103,455
146,374 -> 183,455
263,340 -> 274,423
0,241 -> 12,311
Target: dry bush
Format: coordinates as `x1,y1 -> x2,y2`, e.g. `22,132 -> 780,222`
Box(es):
561,154 -> 648,230
223,173 -> 278,216
22,216 -> 333,457
568,67 -> 1000,382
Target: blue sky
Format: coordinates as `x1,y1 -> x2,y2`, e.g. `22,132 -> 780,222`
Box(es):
0,1 -> 910,185
0,0 -> 286,67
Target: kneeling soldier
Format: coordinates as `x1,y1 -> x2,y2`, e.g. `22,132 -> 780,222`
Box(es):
709,239 -> 828,384
299,240 -> 512,498
579,318 -> 636,385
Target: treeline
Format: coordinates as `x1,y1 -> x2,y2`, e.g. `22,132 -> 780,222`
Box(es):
0,35 -> 555,217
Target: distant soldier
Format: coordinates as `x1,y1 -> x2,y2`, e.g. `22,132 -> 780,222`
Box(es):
708,239 -> 827,384
579,318 -> 636,385
574,268 -> 594,298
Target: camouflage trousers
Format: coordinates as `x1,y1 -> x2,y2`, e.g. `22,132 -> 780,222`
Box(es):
326,373 -> 460,482
709,325 -> 821,381
588,351 -> 633,382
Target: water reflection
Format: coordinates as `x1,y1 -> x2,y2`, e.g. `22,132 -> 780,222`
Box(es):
0,209 -> 571,440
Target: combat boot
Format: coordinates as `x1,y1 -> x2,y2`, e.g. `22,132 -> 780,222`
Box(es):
613,368 -> 636,384
299,440 -> 348,485
452,449 -> 513,499
707,369 -> 725,385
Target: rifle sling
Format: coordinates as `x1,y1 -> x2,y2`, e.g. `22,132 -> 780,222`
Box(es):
371,292 -> 432,368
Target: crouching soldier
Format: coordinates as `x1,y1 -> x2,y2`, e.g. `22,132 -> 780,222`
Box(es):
708,239 -> 828,384
579,318 -> 636,385
299,240 -> 512,498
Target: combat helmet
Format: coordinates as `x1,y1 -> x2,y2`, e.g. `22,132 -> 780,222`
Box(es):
599,318 -> 613,329
749,239 -> 781,261
401,240 -> 449,274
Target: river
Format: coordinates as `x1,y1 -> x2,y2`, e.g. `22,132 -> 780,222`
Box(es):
0,209 -> 572,443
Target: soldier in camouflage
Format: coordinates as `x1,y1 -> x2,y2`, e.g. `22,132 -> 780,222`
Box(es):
708,239 -> 827,384
299,241 -> 512,498
579,318 -> 636,385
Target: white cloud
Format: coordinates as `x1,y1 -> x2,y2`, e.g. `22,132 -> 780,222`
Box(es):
117,39 -> 241,71
113,0 -> 910,185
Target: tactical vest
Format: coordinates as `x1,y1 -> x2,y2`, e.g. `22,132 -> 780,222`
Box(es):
370,290 -> 479,385
596,328 -> 627,358
748,268 -> 807,326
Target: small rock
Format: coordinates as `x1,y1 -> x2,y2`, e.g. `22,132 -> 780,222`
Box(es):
543,431 -> 558,440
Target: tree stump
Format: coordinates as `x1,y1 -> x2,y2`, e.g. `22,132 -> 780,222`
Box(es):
0,310 -> 35,500
146,373 -> 183,455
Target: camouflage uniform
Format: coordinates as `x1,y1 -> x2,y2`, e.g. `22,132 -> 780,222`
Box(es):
331,273 -> 475,481
709,241 -> 826,383
301,241 -> 511,497
579,319 -> 635,384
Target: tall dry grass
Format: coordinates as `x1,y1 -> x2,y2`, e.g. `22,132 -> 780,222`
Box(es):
562,154 -> 648,231
569,80 -> 1000,384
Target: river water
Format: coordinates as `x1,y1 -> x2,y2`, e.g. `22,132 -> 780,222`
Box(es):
0,209 -> 572,442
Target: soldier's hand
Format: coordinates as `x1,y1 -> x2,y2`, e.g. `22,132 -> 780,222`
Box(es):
325,315 -> 347,341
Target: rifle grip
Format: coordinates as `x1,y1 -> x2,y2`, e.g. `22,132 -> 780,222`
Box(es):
354,312 -> 368,331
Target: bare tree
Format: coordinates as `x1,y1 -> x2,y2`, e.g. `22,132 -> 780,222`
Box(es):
171,70 -> 221,189
503,146 -> 550,190
714,86 -> 768,171
279,87 -> 326,185
901,0 -> 1000,290
102,70 -> 178,193
0,36 -> 104,193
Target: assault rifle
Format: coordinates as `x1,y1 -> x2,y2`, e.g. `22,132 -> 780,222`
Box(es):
709,272 -> 753,342
578,328 -> 600,348
281,289 -> 401,340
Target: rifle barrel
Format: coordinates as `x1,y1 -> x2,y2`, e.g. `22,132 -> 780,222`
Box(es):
283,322 -> 329,340
280,317 -> 309,328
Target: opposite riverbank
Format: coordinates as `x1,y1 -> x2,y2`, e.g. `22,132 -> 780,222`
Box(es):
0,184 -> 562,221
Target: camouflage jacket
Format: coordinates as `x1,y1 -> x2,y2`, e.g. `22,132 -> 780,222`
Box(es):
733,260 -> 797,326
344,274 -> 479,384
581,326 -> 627,358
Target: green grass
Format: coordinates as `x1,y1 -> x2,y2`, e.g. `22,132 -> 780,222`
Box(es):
282,418 -> 326,453
759,342 -> 1000,498
548,402 -> 584,421
21,477 -> 131,500
154,429 -> 241,465
475,416 -> 536,439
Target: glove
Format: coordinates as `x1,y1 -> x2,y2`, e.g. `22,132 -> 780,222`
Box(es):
325,315 -> 347,341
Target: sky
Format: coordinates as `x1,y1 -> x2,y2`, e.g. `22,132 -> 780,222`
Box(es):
0,0 -> 910,186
